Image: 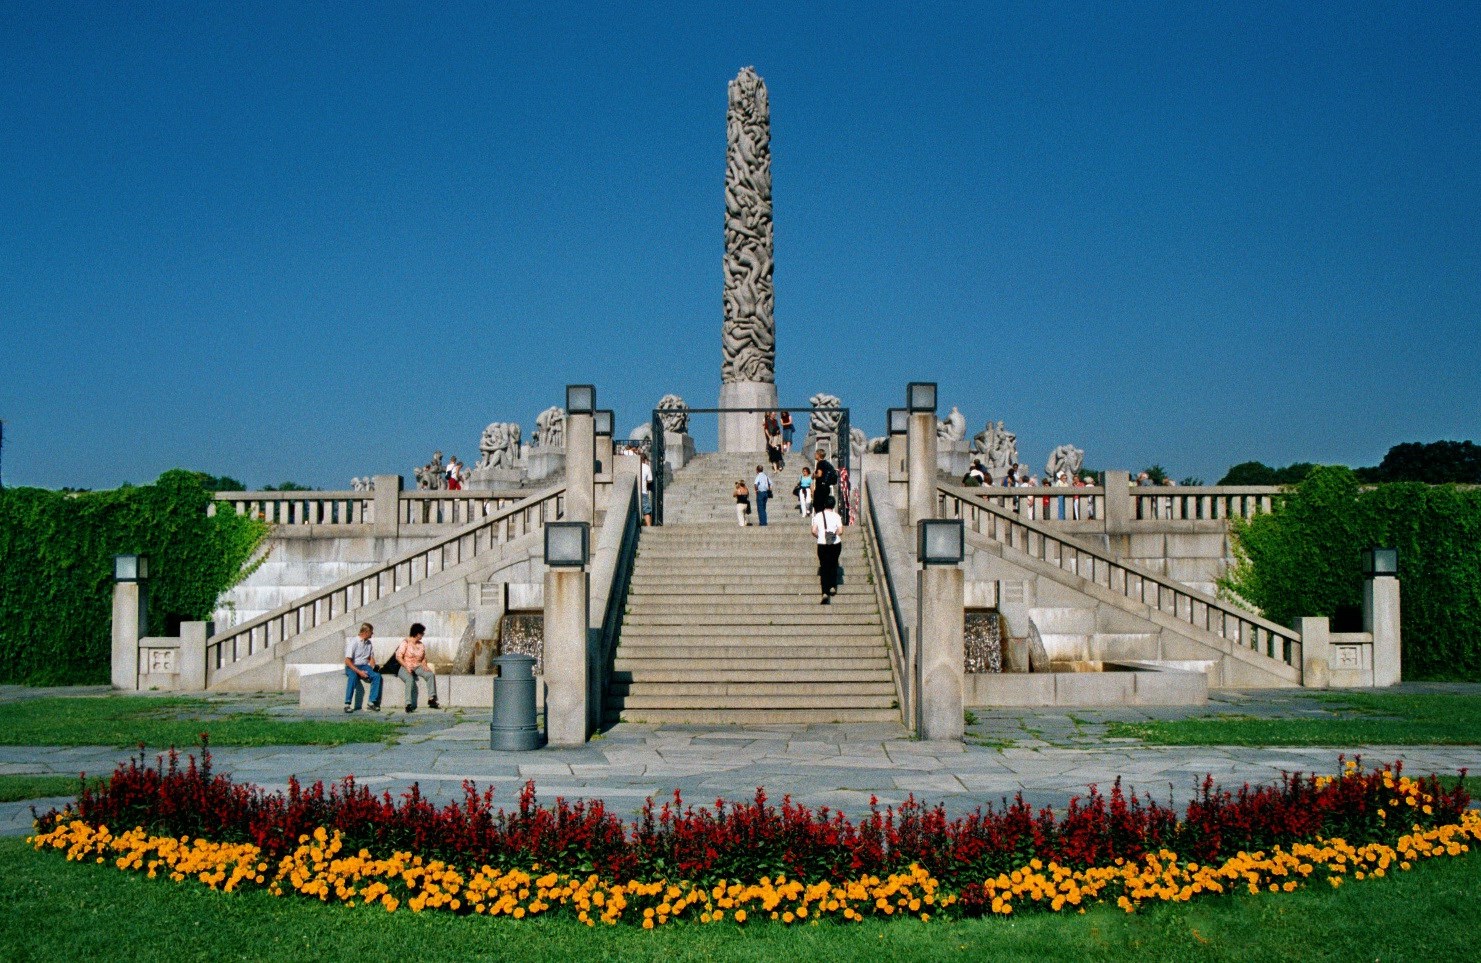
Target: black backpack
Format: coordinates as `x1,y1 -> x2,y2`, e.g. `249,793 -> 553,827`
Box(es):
819,460 -> 838,487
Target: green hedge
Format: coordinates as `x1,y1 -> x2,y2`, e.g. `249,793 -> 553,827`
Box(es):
1223,466 -> 1481,680
0,471 -> 268,685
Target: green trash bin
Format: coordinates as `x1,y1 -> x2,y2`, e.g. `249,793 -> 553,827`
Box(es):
490,654 -> 540,750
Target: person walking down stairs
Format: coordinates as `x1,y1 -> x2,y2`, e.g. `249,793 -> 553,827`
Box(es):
734,480 -> 751,526
754,465 -> 773,526
811,496 -> 844,604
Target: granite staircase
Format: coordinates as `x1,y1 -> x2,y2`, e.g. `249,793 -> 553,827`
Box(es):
607,453 -> 898,724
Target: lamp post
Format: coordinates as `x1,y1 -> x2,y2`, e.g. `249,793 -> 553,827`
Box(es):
887,407 -> 908,482
111,554 -> 149,691
1363,547 -> 1401,686
915,520 -> 965,741
543,521 -> 591,745
594,409 -> 614,481
905,383 -> 938,527
564,385 -> 596,523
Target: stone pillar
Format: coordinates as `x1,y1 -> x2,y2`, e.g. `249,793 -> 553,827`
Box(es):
372,474 -> 402,535
544,568 -> 590,746
596,433 -> 614,480
565,411 -> 595,524
718,68 -> 778,453
888,433 -> 907,483
917,564 -> 965,741
178,621 -> 210,691
1102,470 -> 1132,554
1364,575 -> 1402,686
1298,616 -> 1330,689
907,412 -> 938,528
111,582 -> 145,691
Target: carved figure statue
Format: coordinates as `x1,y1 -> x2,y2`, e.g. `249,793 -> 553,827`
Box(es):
534,407 -> 566,449
808,392 -> 843,436
937,406 -> 967,442
656,394 -> 690,434
350,477 -> 372,492
867,436 -> 889,454
414,451 -> 445,490
972,420 -> 1018,472
721,67 -> 776,385
850,427 -> 868,465
1046,444 -> 1085,481
476,422 -> 522,470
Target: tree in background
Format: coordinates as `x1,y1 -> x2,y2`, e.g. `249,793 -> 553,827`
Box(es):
262,482 -> 313,491
1218,462 -> 1319,486
1355,441 -> 1481,485
1142,465 -> 1168,484
1222,465 -> 1481,680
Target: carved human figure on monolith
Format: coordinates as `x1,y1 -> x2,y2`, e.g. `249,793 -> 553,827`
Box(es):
718,67 -> 780,451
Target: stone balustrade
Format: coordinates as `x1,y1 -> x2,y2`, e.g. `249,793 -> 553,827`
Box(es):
938,483 -> 1303,673
960,484 -> 1282,527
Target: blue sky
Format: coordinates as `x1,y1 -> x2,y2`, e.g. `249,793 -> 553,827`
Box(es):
2,2 -> 1477,489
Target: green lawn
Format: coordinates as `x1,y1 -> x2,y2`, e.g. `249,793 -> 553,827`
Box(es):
0,696 -> 401,747
1107,693 -> 1481,747
1,837 -> 1476,961
0,775 -> 107,803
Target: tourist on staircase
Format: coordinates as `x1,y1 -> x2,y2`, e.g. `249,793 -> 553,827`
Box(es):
754,465 -> 772,526
796,466 -> 813,516
393,623 -> 440,713
779,409 -> 794,451
734,480 -> 751,526
640,454 -> 654,526
812,449 -> 837,516
811,495 -> 844,605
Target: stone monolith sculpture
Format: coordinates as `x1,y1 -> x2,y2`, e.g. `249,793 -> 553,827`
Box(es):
718,67 -> 779,452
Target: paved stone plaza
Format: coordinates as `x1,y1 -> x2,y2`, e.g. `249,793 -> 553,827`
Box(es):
4,684 -> 1478,837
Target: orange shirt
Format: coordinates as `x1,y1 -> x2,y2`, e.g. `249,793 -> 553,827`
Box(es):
396,638 -> 427,671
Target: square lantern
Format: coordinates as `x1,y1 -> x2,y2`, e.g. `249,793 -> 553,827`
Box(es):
906,382 -> 937,414
113,553 -> 149,582
888,407 -> 909,436
917,519 -> 964,566
544,522 -> 590,569
1362,547 -> 1399,578
565,384 -> 596,416
594,409 -> 614,437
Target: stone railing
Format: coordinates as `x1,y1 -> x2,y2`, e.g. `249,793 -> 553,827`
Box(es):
937,483 -> 1302,671
206,485 -> 565,683
209,487 -> 531,530
959,483 -> 1282,526
209,491 -> 374,525
589,465 -> 642,732
862,473 -> 916,730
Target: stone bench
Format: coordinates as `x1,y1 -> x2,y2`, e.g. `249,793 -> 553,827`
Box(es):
298,669 -> 537,711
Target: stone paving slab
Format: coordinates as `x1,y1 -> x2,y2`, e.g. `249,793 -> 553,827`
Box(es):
4,685 -> 1480,836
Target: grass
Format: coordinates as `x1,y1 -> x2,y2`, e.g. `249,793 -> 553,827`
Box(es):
0,775 -> 107,803
1,837 -> 1477,961
0,696 -> 402,747
1106,692 -> 1481,747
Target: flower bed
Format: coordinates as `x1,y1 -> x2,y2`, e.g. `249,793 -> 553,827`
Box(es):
29,749 -> 1477,925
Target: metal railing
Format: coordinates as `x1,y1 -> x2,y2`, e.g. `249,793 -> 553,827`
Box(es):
206,485 -> 565,682
937,483 -> 1301,670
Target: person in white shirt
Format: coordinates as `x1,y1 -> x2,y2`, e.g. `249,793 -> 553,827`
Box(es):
754,465 -> 773,526
640,455 -> 654,525
343,622 -> 383,712
810,496 -> 844,604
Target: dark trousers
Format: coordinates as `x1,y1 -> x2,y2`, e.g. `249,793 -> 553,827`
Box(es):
757,489 -> 770,525
817,542 -> 842,596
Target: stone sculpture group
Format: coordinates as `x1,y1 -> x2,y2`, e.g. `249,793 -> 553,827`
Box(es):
476,422 -> 521,471
972,420 -> 1019,472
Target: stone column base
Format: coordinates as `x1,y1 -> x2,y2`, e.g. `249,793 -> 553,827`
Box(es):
718,381 -> 779,453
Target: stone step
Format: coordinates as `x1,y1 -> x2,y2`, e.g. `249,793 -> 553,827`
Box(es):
622,612 -> 880,627
620,623 -> 882,637
609,707 -> 900,724
624,599 -> 877,614
613,643 -> 887,662
612,680 -> 896,698
617,692 -> 896,709
612,668 -> 892,683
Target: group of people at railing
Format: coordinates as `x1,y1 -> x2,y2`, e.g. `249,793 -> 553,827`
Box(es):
961,459 -> 1099,520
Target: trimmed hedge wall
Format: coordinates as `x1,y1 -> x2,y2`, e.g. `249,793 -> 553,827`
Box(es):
1223,466 -> 1481,680
0,471 -> 268,685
